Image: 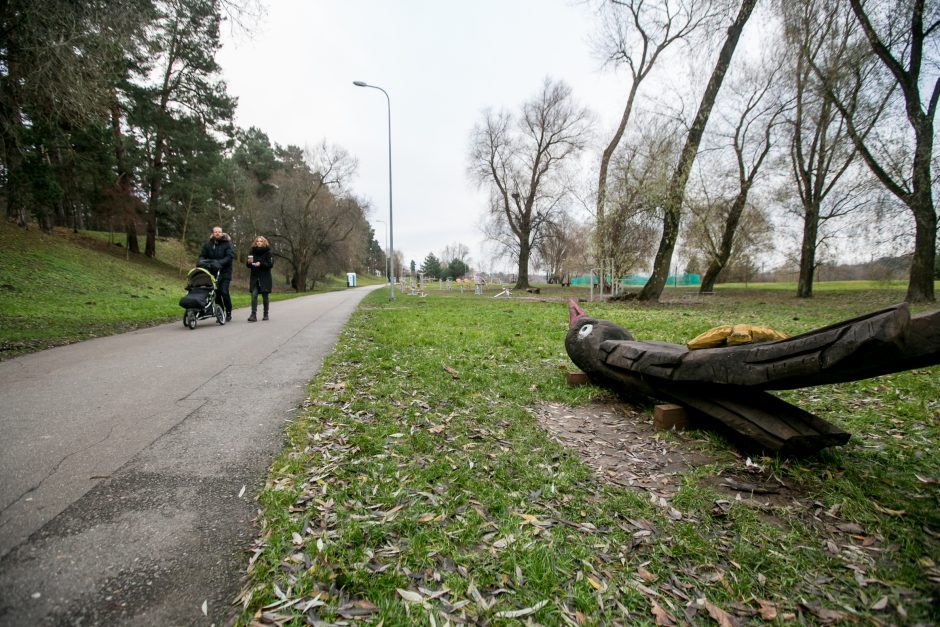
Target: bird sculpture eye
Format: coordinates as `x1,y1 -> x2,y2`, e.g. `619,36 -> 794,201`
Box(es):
578,324 -> 593,339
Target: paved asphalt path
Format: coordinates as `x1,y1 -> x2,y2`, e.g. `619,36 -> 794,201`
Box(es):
0,286 -> 377,625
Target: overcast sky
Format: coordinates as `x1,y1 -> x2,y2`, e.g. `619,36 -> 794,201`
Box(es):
216,0 -> 632,272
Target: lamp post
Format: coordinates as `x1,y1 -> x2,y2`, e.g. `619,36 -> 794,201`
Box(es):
353,80 -> 394,301
374,218 -> 389,283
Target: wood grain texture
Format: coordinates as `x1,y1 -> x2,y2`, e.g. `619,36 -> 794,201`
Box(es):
565,301 -> 939,455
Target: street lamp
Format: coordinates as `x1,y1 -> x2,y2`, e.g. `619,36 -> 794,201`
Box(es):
353,80 -> 394,301
374,219 -> 389,283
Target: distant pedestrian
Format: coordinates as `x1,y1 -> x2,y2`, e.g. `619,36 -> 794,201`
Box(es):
246,235 -> 274,322
199,226 -> 234,322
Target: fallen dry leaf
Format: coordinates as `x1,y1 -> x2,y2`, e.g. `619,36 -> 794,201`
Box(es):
397,588 -> 424,603
870,596 -> 888,611
702,598 -> 736,627
586,574 -> 606,592
638,566 -> 657,583
495,599 -> 548,618
757,599 -> 777,620
382,504 -> 404,521
836,522 -> 864,534
651,600 -> 676,626
872,502 -> 906,516
467,581 -> 488,609
336,599 -> 378,618
800,603 -> 850,623
418,587 -> 450,600
300,596 -> 326,612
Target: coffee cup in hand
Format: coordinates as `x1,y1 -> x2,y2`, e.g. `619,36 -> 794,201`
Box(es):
247,255 -> 254,263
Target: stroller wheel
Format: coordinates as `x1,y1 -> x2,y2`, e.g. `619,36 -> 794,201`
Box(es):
215,304 -> 225,325
184,309 -> 198,329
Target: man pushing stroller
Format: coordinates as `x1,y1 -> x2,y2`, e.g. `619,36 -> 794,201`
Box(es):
199,226 -> 234,322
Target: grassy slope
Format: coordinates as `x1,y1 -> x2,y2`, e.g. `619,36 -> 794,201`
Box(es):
0,222 -> 376,359
0,222 -> 186,355
238,286 -> 939,625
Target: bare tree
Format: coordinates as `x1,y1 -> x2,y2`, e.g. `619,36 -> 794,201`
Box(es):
592,0 -> 720,283
638,0 -> 758,301
606,116 -> 678,290
812,0 -> 940,302
264,142 -> 361,291
535,211 -> 581,283
817,0 -> 940,303
563,220 -> 597,281
469,78 -> 591,289
695,57 -> 784,293
781,0 -> 886,297
440,242 -> 471,265
685,184 -> 775,285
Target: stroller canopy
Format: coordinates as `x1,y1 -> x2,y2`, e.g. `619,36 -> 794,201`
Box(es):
186,267 -> 217,289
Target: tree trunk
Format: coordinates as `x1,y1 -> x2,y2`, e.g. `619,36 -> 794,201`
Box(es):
639,0 -> 757,302
699,192 -> 750,293
39,212 -> 54,232
110,95 -> 140,254
797,201 -> 820,298
300,264 -> 309,291
905,126 -> 936,302
124,220 -> 140,254
179,191 -> 192,277
515,236 -> 531,290
146,132 -> 164,258
0,42 -> 29,227
146,51 -> 176,260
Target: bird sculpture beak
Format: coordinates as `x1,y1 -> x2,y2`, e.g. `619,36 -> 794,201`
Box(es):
567,299 -> 587,328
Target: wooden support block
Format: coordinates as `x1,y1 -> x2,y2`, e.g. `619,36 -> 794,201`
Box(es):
653,403 -> 689,431
566,371 -> 590,386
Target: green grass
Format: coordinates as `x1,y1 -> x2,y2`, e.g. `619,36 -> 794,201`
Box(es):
237,287 -> 939,624
0,222 -> 378,359
6,221 -> 939,622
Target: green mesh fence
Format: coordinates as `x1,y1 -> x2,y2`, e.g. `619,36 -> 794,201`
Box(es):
569,273 -> 700,286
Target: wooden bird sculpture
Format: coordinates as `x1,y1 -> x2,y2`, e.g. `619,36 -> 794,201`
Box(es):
565,300 -> 940,455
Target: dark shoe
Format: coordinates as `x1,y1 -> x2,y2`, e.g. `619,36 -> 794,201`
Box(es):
247,313 -> 257,322
262,312 -> 269,321
226,312 -> 232,322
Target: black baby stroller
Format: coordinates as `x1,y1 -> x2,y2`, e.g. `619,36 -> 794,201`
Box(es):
179,261 -> 226,329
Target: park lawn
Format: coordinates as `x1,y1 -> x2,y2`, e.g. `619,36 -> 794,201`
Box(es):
237,287 -> 939,625
0,222 -> 373,359
0,222 -> 185,356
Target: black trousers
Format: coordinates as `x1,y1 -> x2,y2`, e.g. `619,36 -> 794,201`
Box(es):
216,276 -> 232,313
250,285 -> 269,314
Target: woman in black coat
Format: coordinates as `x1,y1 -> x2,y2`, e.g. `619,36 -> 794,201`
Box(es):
246,236 -> 274,322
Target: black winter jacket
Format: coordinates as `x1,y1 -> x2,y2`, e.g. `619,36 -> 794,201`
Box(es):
247,246 -> 274,293
199,233 -> 235,279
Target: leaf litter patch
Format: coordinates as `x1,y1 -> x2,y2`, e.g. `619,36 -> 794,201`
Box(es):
535,398 -> 939,623
537,398 -> 735,503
